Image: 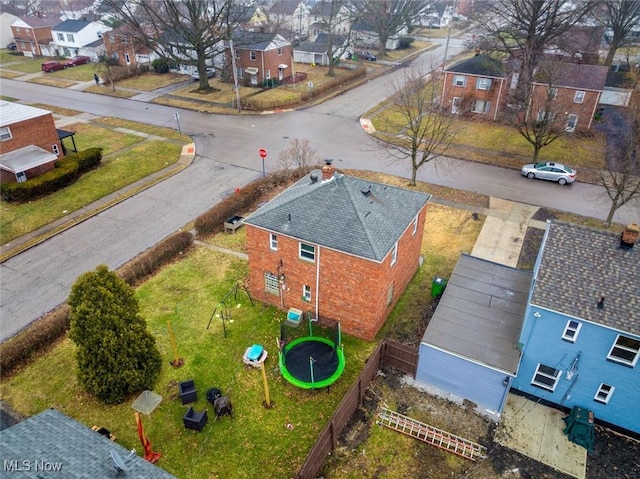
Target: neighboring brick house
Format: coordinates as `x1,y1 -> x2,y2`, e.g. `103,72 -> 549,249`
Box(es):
441,53 -> 511,120
512,221 -> 640,435
0,101 -> 63,184
103,25 -> 157,67
243,163 -> 431,340
51,19 -> 109,59
10,15 -> 61,57
529,61 -> 608,132
227,31 -> 292,86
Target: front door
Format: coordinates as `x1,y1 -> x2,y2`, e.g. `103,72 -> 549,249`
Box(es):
250,73 -> 257,86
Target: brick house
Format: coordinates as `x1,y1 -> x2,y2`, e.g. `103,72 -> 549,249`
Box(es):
102,25 -> 158,67
441,53 -> 511,120
227,31 -> 292,86
0,101 -> 63,184
243,163 -> 431,340
529,61 -> 608,132
10,15 -> 61,57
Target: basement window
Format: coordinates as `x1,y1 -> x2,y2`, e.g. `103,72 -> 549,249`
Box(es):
607,335 -> 640,367
561,320 -> 581,343
594,384 -> 614,404
531,363 -> 561,392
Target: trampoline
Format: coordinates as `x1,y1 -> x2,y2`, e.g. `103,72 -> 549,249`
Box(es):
279,318 -> 345,389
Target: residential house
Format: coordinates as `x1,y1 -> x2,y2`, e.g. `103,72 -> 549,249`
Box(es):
293,33 -> 349,65
512,221 -> 640,435
10,14 -> 61,57
234,4 -> 269,32
267,0 -> 311,40
51,19 -> 109,59
308,1 -> 352,42
544,25 -> 605,65
0,408 -> 177,478
441,53 -> 510,120
103,25 -> 158,67
0,12 -> 19,47
243,162 -> 431,341
0,101 -> 64,184
415,254 -> 532,418
227,31 -> 292,86
420,1 -> 453,28
529,61 -> 608,132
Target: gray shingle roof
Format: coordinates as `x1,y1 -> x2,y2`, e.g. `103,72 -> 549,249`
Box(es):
0,408 -> 176,478
534,62 -> 608,91
422,254 -> 532,374
447,54 -> 506,78
53,19 -> 91,33
532,221 -> 640,336
244,169 -> 430,262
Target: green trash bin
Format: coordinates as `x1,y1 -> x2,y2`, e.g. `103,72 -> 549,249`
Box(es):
431,277 -> 447,298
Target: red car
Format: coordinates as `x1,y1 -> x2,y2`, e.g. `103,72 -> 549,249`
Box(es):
65,55 -> 91,67
41,61 -> 67,72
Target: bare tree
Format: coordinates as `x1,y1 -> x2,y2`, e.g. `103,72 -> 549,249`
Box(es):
353,0 -> 432,58
601,0 -> 640,67
102,0 -> 253,91
277,138 -> 320,172
311,0 -> 355,77
514,61 -> 565,162
382,65 -> 458,186
470,0 -> 593,106
598,92 -> 640,226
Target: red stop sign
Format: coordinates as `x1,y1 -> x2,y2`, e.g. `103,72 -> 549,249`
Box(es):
258,148 -> 267,159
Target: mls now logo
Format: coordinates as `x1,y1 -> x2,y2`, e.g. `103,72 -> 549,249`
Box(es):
4,459 -> 63,472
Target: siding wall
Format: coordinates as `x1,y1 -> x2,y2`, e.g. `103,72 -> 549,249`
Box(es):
513,307 -> 640,434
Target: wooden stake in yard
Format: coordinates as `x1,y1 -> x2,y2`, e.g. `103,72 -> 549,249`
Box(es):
167,321 -> 184,368
260,361 -> 271,408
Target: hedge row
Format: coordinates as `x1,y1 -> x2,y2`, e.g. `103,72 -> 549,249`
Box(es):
1,148 -> 103,202
194,168 -> 311,235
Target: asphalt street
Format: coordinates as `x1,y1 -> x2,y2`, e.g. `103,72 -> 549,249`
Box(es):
0,38 -> 638,341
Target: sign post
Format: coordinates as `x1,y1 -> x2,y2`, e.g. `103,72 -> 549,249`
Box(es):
258,148 -> 267,177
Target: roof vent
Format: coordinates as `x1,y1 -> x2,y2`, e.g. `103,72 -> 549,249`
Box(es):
361,186 -> 371,196
597,296 -> 605,309
310,173 -> 318,183
620,223 -> 639,249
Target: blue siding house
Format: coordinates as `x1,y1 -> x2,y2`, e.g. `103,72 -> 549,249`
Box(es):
512,221 -> 640,434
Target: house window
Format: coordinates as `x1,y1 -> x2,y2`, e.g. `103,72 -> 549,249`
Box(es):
412,215 -> 418,236
16,171 -> 27,183
264,272 -> 280,296
236,67 -> 243,79
548,87 -> 558,99
269,233 -> 278,251
536,109 -> 556,123
574,91 -> 585,103
234,49 -> 240,58
386,283 -> 394,305
594,384 -> 614,404
531,363 -> 561,391
278,47 -> 282,55
453,75 -> 466,87
476,77 -> 492,90
52,144 -> 59,155
472,99 -> 490,114
66,33 -> 74,42
562,320 -> 582,342
299,243 -> 315,262
125,53 -> 131,64
250,50 -> 256,61
57,33 -> 64,41
390,241 -> 398,266
451,96 -> 461,114
265,69 -> 271,80
109,35 -> 115,42
0,127 -> 12,141
302,284 -> 311,302
565,114 -> 578,132
607,335 -> 640,367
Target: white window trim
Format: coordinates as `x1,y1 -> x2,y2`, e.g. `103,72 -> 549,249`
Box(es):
473,99 -> 490,114
269,233 -> 278,251
574,90 -> 585,104
302,284 -> 311,302
390,241 -> 398,266
52,144 -> 59,155
412,215 -> 418,236
0,127 -> 12,141
565,114 -> 578,132
453,74 -> 466,87
607,334 -> 640,367
250,50 -> 256,61
594,384 -> 614,404
476,77 -> 491,90
451,96 -> 460,114
299,242 -> 315,262
561,320 -> 582,342
531,363 -> 561,392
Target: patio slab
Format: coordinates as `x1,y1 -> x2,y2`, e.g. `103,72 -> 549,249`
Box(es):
496,393 -> 587,479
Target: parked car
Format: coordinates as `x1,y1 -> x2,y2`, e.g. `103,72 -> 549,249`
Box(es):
65,55 -> 90,67
6,42 -> 17,50
521,162 -> 576,185
356,51 -> 377,61
41,61 -> 67,72
191,68 -> 216,80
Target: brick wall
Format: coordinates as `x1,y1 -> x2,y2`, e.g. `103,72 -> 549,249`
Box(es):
0,114 -> 62,157
231,45 -> 293,85
442,71 -> 507,120
530,84 -> 600,131
246,204 -> 428,340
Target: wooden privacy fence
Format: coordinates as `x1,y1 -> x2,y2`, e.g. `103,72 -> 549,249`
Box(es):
295,339 -> 419,479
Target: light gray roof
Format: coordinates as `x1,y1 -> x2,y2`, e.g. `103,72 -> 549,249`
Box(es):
532,221 -> 640,336
0,101 -> 51,127
422,254 -> 532,374
0,145 -> 57,173
52,19 -> 90,33
0,408 -> 176,478
243,169 -> 430,262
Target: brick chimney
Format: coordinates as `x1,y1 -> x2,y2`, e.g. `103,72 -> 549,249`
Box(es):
322,160 -> 335,181
620,223 -> 639,249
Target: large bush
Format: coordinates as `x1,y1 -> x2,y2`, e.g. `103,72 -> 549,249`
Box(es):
68,265 -> 162,404
152,58 -> 170,74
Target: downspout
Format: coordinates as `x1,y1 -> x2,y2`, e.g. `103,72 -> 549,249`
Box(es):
314,245 -> 320,321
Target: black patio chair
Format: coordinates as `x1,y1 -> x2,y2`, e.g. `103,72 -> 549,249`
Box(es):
183,407 -> 208,432
178,379 -> 197,404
